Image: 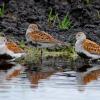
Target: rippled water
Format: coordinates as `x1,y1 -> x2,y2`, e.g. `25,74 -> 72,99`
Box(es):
0,62 -> 100,100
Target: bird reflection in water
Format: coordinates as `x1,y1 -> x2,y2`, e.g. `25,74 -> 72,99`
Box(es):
28,71 -> 55,88
0,62 -> 24,80
76,64 -> 100,91
0,61 -> 56,89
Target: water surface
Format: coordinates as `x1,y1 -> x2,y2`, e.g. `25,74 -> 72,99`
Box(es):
0,62 -> 100,100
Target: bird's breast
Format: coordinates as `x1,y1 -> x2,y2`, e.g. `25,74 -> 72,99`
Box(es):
75,41 -> 83,53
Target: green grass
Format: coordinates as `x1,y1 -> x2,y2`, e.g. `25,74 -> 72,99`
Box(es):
19,40 -> 26,49
0,3 -> 5,16
44,45 -> 77,59
57,15 -> 72,30
17,45 -> 77,65
48,8 -> 58,27
47,8 -> 72,30
17,47 -> 41,65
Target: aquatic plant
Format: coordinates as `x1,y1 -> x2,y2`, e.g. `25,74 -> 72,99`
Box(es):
58,15 -> 72,30
65,45 -> 77,59
44,45 -> 77,60
48,8 -> 58,27
0,3 -> 5,16
16,44 -> 77,65
19,47 -> 41,65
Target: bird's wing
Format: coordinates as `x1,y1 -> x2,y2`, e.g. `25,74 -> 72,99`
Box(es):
82,39 -> 100,54
6,42 -> 24,53
28,31 -> 62,43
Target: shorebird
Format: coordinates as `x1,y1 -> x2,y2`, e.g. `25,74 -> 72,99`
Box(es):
75,32 -> 100,61
26,24 -> 63,48
0,36 -> 25,61
26,24 -> 64,63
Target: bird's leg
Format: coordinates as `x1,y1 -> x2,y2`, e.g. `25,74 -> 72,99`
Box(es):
88,59 -> 92,65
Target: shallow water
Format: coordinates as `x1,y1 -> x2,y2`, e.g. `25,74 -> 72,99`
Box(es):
0,62 -> 100,100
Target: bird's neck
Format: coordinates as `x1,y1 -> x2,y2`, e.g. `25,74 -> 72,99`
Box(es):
26,28 -> 34,35
77,37 -> 86,43
75,38 -> 86,52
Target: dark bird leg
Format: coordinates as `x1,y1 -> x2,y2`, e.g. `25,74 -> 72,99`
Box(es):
83,58 -> 90,65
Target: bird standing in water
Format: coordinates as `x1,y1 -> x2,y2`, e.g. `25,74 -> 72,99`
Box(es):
26,24 -> 64,63
75,32 -> 100,63
0,36 -> 25,61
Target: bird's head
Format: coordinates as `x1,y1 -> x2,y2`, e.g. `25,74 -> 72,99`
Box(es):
76,32 -> 86,41
28,24 -> 39,31
0,36 -> 7,45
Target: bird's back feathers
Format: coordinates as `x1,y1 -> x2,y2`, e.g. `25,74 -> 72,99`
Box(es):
28,31 -> 61,44
82,39 -> 100,55
6,42 -> 24,53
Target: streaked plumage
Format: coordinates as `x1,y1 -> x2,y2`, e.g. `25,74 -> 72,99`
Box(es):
0,37 -> 25,61
26,24 -> 63,48
26,24 -> 65,64
83,39 -> 100,55
75,32 -> 100,59
6,41 -> 24,53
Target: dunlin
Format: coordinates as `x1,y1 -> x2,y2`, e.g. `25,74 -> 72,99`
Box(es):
0,36 -> 25,61
26,24 -> 64,63
26,24 -> 63,48
75,32 -> 100,60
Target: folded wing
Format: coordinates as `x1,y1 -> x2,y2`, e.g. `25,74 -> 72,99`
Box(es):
28,31 -> 61,43
83,39 -> 100,55
6,42 -> 24,53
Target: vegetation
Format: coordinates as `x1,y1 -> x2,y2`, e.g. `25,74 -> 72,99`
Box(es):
0,3 -> 5,16
45,45 -> 77,59
17,47 -> 41,65
48,8 -> 58,27
19,40 -> 26,49
17,44 -> 77,65
48,8 -> 72,30
57,15 -> 72,30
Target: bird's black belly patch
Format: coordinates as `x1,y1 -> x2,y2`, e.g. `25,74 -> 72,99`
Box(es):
0,54 -> 13,61
77,52 -> 91,59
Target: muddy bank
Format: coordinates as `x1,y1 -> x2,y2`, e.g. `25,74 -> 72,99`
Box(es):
0,0 -> 100,44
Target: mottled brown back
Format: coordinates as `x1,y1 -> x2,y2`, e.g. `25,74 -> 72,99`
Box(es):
83,39 -> 100,54
28,31 -> 59,43
6,42 -> 24,53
